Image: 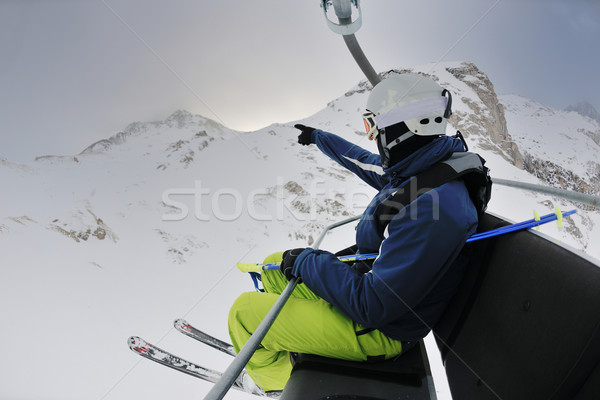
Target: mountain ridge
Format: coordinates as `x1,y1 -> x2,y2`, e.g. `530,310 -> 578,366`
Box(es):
5,61 -> 598,254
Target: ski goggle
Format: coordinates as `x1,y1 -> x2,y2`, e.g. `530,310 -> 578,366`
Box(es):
362,111 -> 379,140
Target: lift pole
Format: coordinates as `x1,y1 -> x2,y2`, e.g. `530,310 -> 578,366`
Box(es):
203,216 -> 361,400
494,178 -> 600,209
322,0 -> 381,87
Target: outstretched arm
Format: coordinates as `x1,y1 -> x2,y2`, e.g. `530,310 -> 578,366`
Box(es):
295,124 -> 387,190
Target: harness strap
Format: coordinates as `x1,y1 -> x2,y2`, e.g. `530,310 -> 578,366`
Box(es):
375,152 -> 492,237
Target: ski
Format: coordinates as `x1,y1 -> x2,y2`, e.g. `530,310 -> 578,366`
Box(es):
174,318 -> 236,357
128,336 -> 273,397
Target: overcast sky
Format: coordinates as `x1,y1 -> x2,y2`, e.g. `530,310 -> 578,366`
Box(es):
1,0 -> 599,163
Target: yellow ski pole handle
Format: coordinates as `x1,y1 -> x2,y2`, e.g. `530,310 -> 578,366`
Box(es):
236,262 -> 278,273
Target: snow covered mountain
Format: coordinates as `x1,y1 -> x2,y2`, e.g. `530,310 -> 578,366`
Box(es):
1,61 -> 598,400
566,101 -> 600,125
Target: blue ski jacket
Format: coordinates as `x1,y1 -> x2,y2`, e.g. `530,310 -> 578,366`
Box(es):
292,129 -> 479,341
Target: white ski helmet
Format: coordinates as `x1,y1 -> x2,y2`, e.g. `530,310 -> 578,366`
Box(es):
363,73 -> 452,141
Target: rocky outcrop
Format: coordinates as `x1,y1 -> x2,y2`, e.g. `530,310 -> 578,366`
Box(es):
445,63 -> 524,169
48,208 -> 117,243
81,131 -> 129,153
522,153 -> 600,212
80,110 -> 223,155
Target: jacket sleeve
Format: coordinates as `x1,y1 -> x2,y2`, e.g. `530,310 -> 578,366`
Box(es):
312,129 -> 387,190
293,180 -> 478,328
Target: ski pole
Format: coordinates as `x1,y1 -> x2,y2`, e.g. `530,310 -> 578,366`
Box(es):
466,208 -> 574,241
237,209 -> 576,273
466,208 -> 573,241
203,215 -> 361,400
238,252 -> 379,273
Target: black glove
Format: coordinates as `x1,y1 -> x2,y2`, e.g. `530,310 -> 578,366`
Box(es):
280,248 -> 306,282
294,124 -> 315,146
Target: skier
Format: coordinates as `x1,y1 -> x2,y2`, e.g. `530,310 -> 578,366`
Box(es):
228,73 -> 490,393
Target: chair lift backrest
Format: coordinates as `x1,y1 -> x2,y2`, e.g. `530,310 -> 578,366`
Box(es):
433,213 -> 600,399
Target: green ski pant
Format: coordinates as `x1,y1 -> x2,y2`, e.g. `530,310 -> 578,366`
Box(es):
228,251 -> 404,392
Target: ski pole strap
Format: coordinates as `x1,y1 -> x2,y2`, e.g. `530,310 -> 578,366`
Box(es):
237,209 -> 576,274
248,272 -> 264,292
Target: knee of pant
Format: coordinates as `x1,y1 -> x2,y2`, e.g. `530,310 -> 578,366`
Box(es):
228,292 -> 253,329
263,251 -> 284,265
228,291 -> 270,334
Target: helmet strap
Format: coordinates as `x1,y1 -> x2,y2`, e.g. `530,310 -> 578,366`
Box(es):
378,124 -> 415,169
379,129 -> 440,169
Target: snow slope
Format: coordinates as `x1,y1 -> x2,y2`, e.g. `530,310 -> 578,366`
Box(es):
1,62 -> 598,400
502,94 -> 600,186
